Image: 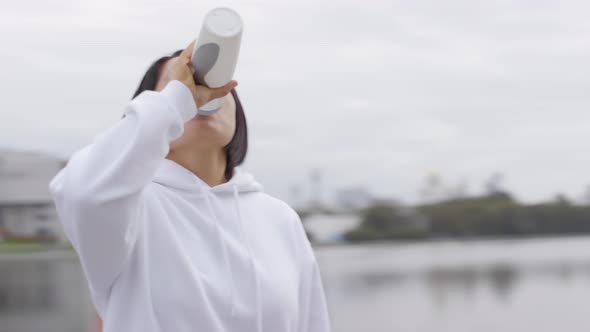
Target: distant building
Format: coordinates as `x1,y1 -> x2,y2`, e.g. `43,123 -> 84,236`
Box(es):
0,149 -> 67,243
335,186 -> 374,210
303,213 -> 361,244
308,168 -> 325,211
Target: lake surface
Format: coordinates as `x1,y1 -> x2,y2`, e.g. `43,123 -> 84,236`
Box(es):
2,236 -> 590,332
317,236 -> 590,332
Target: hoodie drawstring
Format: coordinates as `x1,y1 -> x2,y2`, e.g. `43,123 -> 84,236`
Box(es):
233,184 -> 263,332
204,192 -> 237,316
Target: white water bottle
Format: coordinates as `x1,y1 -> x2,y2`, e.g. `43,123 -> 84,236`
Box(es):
191,7 -> 243,115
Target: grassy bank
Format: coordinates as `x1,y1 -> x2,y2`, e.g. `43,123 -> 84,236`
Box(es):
0,240 -> 49,253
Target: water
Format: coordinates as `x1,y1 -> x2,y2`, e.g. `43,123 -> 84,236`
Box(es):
0,251 -> 95,332
317,236 -> 590,332
2,237 -> 590,332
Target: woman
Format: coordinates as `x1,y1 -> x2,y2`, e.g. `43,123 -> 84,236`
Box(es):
49,41 -> 331,332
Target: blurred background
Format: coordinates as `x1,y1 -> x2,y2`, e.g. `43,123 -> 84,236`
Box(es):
2,0 -> 590,331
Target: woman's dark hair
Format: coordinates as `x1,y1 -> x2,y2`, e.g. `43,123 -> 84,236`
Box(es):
129,50 -> 248,181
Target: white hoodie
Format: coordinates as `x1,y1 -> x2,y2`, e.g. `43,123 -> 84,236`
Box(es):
48,80 -> 331,332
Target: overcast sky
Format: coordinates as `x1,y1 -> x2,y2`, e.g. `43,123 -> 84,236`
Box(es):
1,0 -> 590,205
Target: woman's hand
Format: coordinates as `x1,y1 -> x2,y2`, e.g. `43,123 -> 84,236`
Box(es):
163,40 -> 238,108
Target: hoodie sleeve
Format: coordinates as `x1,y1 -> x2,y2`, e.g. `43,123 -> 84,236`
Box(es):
48,80 -> 197,299
292,211 -> 332,332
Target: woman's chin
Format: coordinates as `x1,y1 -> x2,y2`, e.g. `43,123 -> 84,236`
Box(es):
187,115 -> 215,127
195,113 -> 215,120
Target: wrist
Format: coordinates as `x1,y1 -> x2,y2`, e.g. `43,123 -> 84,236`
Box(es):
161,80 -> 198,121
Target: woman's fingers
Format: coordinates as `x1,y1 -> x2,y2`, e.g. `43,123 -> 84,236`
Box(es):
209,80 -> 238,99
180,40 -> 196,63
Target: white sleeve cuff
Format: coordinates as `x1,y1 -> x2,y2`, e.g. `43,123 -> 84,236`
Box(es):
160,80 -> 198,122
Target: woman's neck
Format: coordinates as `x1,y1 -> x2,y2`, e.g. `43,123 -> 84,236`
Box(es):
166,147 -> 228,187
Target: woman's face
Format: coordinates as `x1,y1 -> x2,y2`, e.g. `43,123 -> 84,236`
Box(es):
156,57 -> 237,152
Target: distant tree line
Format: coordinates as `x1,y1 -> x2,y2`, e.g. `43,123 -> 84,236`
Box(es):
344,192 -> 590,242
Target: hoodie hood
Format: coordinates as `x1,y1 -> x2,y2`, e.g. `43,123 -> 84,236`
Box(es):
152,158 -> 264,194
152,158 -> 265,331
